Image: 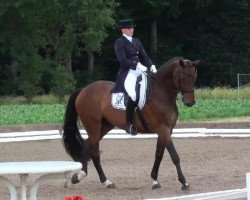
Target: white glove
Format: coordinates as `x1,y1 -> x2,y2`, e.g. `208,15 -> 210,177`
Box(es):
150,65 -> 157,73
136,62 -> 147,72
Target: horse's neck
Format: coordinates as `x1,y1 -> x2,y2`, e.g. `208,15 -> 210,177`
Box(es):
153,68 -> 178,100
151,77 -> 178,108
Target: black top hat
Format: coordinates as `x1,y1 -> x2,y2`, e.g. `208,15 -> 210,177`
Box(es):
118,19 -> 136,28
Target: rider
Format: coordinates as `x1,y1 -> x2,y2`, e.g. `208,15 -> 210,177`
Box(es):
112,19 -> 157,135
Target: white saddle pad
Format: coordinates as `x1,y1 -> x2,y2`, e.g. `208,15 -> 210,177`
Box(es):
111,73 -> 148,110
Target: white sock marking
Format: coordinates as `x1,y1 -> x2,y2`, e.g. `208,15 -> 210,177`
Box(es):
77,170 -> 87,180
103,179 -> 113,186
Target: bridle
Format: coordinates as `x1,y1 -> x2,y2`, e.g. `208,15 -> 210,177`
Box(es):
148,60 -> 197,95
176,64 -> 197,95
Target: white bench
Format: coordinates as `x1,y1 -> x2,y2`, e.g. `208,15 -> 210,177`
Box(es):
0,161 -> 82,200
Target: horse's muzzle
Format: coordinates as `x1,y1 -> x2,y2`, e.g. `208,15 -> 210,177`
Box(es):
182,97 -> 196,107
182,92 -> 196,107
184,101 -> 196,107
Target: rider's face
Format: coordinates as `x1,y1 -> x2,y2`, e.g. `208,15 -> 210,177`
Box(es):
121,27 -> 134,37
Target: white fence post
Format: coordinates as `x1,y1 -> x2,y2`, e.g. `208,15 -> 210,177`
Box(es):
237,73 -> 250,100
247,173 -> 250,200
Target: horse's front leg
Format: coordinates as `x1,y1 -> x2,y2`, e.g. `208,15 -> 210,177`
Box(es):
151,137 -> 165,189
166,140 -> 189,190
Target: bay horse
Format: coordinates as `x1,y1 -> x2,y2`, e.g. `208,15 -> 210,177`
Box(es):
63,58 -> 199,190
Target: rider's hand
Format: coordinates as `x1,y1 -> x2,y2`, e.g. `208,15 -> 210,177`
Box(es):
150,65 -> 157,73
136,62 -> 147,72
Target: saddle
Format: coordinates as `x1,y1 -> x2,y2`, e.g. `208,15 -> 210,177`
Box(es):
111,72 -> 151,110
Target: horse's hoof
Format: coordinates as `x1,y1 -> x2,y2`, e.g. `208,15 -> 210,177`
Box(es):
152,181 -> 161,189
181,183 -> 189,191
71,173 -> 80,184
107,183 -> 116,189
152,180 -> 161,189
103,179 -> 115,189
152,183 -> 161,189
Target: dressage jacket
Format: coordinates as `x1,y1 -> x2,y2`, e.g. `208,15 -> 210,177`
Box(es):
111,36 -> 153,93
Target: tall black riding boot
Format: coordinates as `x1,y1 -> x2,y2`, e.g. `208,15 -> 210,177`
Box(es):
125,98 -> 137,135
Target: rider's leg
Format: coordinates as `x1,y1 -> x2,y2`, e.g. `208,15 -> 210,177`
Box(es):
124,70 -> 137,102
124,69 -> 139,135
125,97 -> 137,135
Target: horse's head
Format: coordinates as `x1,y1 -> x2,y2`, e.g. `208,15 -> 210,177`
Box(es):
154,58 -> 199,107
177,59 -> 199,107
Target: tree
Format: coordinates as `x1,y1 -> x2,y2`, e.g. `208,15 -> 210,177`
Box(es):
76,0 -> 117,71
118,0 -> 181,55
0,2 -> 46,101
0,0 -> 117,98
174,0 -> 250,86
51,64 -> 75,103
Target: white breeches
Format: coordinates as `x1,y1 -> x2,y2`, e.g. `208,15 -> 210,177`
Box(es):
124,68 -> 142,102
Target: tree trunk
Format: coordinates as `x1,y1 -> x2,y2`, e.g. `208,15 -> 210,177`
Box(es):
150,20 -> 157,54
10,60 -> 18,81
87,51 -> 94,72
65,55 -> 72,73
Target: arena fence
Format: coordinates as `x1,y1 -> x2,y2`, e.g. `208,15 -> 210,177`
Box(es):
145,188 -> 247,200
0,128 -> 250,142
0,129 -> 249,199
144,173 -> 250,200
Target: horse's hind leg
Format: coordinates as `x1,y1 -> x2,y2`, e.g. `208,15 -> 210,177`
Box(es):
89,119 -> 115,188
70,136 -> 90,184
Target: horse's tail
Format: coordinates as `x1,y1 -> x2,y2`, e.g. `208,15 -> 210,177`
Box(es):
63,89 -> 90,163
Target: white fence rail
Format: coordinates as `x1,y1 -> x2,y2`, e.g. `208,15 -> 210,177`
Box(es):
0,128 -> 250,142
145,188 -> 247,200
145,173 -> 250,200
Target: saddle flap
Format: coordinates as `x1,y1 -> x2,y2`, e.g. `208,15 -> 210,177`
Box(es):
111,73 -> 151,110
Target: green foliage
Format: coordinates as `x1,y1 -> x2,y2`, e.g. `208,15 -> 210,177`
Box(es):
0,3 -> 45,101
18,52 -> 43,103
0,94 -> 67,105
0,104 -> 65,125
173,0 -> 250,87
239,84 -> 250,99
0,96 -> 27,105
0,65 -> 19,95
51,65 -> 75,102
0,87 -> 249,125
0,0 -> 117,98
0,0 -> 250,97
178,99 -> 250,122
79,0 -> 117,52
0,99 -> 249,125
195,86 -> 250,100
74,65 -> 104,88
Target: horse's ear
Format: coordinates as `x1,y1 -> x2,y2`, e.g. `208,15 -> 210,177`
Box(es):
179,59 -> 184,67
193,60 -> 200,67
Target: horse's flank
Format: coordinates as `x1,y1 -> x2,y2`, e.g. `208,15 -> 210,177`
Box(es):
75,81 -> 123,135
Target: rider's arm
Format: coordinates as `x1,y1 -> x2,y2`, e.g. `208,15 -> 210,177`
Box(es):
136,39 -> 153,69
